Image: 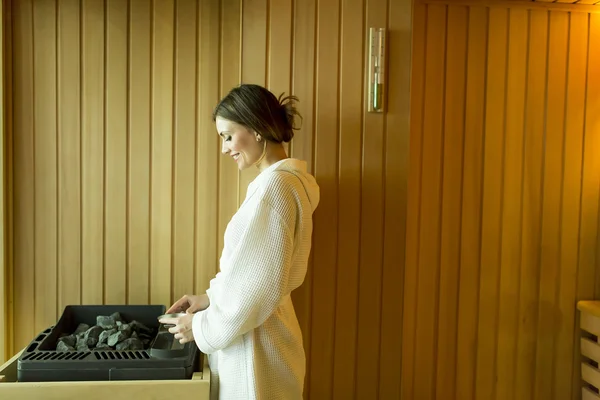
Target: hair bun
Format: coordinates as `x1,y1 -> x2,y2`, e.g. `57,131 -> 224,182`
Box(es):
278,93 -> 302,142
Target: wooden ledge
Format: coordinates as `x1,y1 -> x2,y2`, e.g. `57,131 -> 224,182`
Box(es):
578,301 -> 600,318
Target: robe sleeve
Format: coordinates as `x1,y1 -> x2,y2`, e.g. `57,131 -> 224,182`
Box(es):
191,198 -> 295,354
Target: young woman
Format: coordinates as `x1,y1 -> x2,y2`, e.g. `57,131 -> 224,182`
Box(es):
160,84 -> 320,400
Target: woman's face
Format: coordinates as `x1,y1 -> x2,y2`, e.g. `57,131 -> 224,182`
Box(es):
216,117 -> 263,170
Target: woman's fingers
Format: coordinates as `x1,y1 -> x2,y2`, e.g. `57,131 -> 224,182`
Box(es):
186,305 -> 201,313
158,317 -> 178,327
165,296 -> 189,313
160,313 -> 194,341
159,310 -> 195,344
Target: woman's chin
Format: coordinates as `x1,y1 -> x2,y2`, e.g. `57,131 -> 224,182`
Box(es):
236,159 -> 250,170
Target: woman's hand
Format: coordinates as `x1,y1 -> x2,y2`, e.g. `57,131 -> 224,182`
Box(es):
166,294 -> 210,314
159,312 -> 195,344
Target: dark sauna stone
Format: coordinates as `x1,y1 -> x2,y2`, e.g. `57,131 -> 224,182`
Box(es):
139,332 -> 153,346
57,341 -> 75,352
74,323 -> 90,335
110,312 -> 123,322
131,320 -> 152,335
84,325 -> 104,347
107,331 -> 128,347
129,320 -> 153,336
96,315 -> 117,330
116,338 -> 144,351
98,328 -> 116,345
118,323 -> 132,337
54,312 -> 158,352
58,334 -> 76,348
94,343 -> 111,350
76,336 -> 89,351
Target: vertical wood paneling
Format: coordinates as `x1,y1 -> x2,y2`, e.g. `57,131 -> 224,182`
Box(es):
12,0 -> 35,353
579,14 -> 600,318
239,0 -> 266,201
309,0 -> 339,398
267,0 -> 291,99
332,1 -> 362,399
515,9 -> 546,400
267,0 -> 291,158
172,0 -> 197,303
217,0 -> 240,263
496,8 -> 527,400
104,0 -> 127,305
128,0 -> 151,305
557,12 -> 587,400
535,11 -> 568,400
436,6 -> 467,399
7,0 -> 412,398
406,3 -> 600,400
455,6 -> 486,399
401,3 -> 426,399
32,0 -> 58,333
150,0 -> 174,307
9,0 -> 600,399
0,0 -> 7,363
195,0 -> 220,293
476,8 -> 507,399
57,0 -> 81,314
576,12 -> 600,400
81,0 -> 105,306
356,0 -> 386,397
413,5 -> 445,400
378,0 -> 412,396
289,1 -> 316,394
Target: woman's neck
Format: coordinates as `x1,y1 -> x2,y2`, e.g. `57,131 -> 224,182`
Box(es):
257,142 -> 289,172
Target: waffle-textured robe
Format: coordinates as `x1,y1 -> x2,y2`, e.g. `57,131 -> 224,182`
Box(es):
192,158 -> 320,400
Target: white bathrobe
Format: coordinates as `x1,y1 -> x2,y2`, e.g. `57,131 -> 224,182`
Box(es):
192,158 -> 320,400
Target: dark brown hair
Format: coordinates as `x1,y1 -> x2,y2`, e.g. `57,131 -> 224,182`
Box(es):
212,84 -> 301,143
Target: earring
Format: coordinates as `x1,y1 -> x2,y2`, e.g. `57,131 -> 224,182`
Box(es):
256,135 -> 261,142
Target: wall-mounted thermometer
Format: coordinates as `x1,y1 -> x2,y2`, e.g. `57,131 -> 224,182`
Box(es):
368,27 -> 386,113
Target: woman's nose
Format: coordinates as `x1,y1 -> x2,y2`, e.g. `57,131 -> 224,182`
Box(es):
221,140 -> 229,154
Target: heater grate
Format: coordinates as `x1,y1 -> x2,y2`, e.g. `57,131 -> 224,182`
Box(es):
93,350 -> 150,360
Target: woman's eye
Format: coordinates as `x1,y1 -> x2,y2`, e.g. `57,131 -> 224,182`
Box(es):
225,136 -> 232,142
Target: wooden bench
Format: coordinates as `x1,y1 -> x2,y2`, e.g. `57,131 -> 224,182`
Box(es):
578,301 -> 600,400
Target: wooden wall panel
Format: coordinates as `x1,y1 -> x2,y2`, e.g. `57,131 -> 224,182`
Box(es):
407,2 -> 600,399
0,0 -> 6,365
150,0 -> 174,309
379,0 -> 412,396
195,0 -> 220,312
105,0 -> 128,306
515,9 -> 546,400
455,5 -> 487,397
57,0 -> 81,316
81,0 -> 105,305
6,1 -> 413,400
288,0 -> 316,395
12,0 -> 35,362
332,1 -> 362,399
128,0 -> 151,305
33,0 -> 58,336
309,0 -> 340,397
436,5 -> 467,397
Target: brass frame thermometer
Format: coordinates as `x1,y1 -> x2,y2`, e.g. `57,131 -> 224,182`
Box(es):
368,27 -> 386,113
